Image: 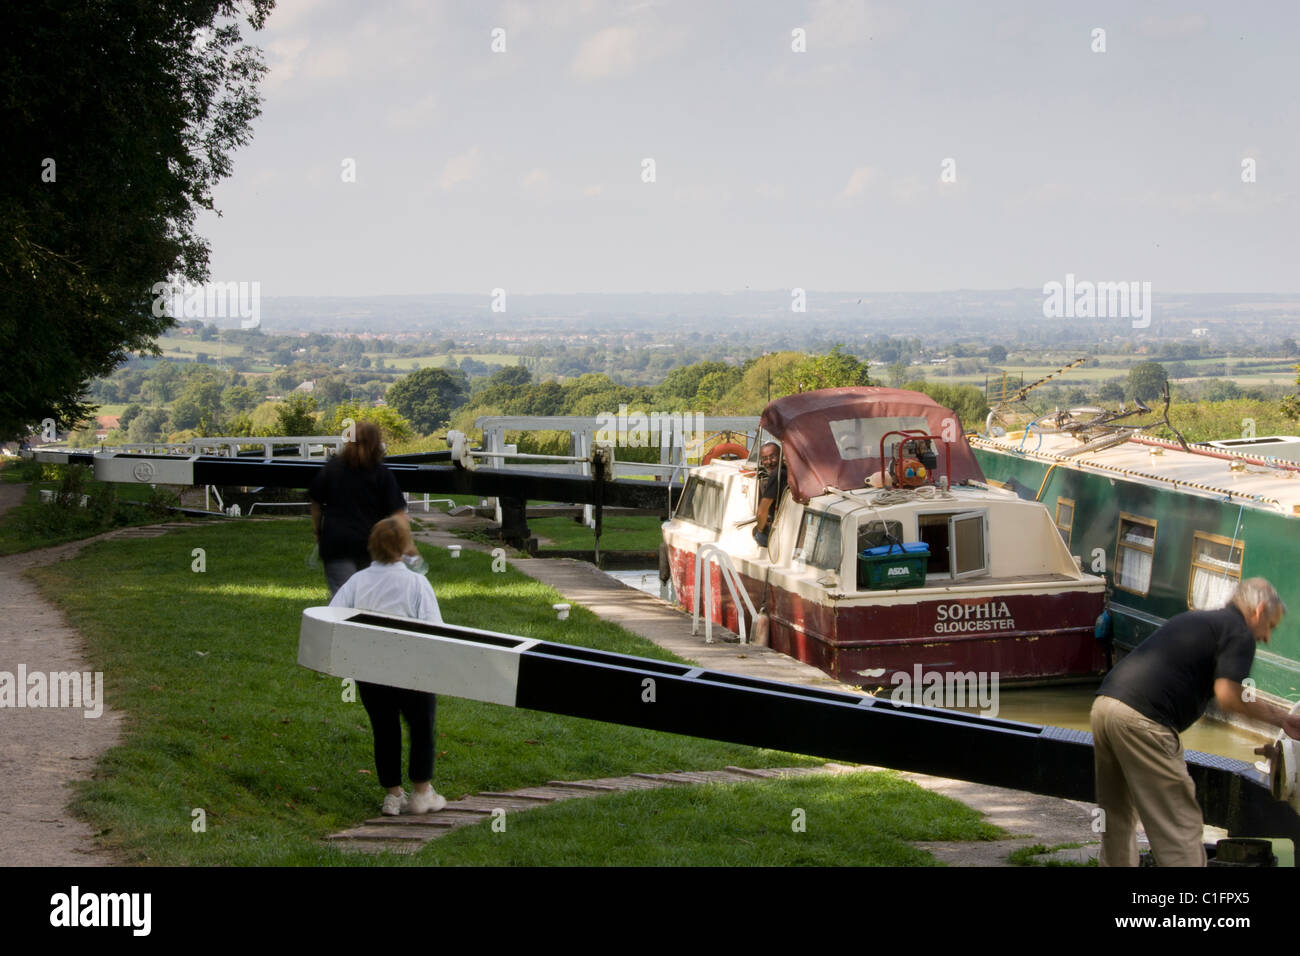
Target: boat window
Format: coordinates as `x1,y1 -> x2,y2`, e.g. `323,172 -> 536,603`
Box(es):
858,519 -> 904,552
1115,513 -> 1157,596
797,510 -> 842,571
674,476 -> 725,532
917,511 -> 989,579
827,416 -> 931,461
1054,498 -> 1074,547
951,512 -> 987,578
1187,532 -> 1244,610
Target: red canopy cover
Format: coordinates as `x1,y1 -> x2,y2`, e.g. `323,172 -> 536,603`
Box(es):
757,387 -> 986,503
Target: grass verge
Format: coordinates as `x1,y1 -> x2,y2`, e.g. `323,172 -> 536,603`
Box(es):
414,772 -> 1001,866
29,519 -> 1004,865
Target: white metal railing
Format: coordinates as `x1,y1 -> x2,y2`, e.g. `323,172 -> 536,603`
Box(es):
405,493 -> 457,513
692,543 -> 758,645
246,501 -> 311,515
50,436 -> 347,460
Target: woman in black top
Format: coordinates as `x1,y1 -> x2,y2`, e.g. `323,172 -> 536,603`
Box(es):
309,421 -> 410,596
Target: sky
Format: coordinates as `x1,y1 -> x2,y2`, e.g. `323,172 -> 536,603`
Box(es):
197,0 -> 1300,297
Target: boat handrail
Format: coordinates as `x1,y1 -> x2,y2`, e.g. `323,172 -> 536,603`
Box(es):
692,544 -> 758,645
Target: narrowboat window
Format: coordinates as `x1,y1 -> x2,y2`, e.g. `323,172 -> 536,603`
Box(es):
1188,532 -> 1244,610
1055,497 -> 1075,547
797,510 -> 842,571
674,476 -> 725,532
1115,513 -> 1157,596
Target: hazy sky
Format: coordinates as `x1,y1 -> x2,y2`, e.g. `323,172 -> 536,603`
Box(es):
198,0 -> 1300,297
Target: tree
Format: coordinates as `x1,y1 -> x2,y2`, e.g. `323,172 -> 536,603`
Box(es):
323,402 -> 414,445
986,344 -> 1008,365
127,408 -> 169,443
222,384 -> 262,414
274,394 -> 318,436
1097,382 -> 1125,404
0,1 -> 275,441
119,403 -> 143,431
1204,379 -> 1242,403
1283,363 -> 1300,421
489,365 -> 532,389
386,367 -> 469,433
1126,362 -> 1169,403
773,345 -> 871,397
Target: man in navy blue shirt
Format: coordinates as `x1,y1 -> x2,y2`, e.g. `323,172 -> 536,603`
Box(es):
1091,578 -> 1299,866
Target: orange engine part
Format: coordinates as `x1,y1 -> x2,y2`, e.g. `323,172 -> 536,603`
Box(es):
893,457 -> 928,488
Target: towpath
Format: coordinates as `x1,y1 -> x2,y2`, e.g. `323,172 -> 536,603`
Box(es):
0,483 -> 194,866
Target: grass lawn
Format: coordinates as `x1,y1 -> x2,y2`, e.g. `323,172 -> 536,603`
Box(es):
530,514 -> 664,551
0,464 -> 178,556
28,519 -> 1006,865
415,772 -> 999,866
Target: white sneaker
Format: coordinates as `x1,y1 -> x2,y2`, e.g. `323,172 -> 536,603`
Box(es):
406,788 -> 447,814
381,791 -> 409,816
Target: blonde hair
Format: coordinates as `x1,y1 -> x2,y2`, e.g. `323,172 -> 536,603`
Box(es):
368,516 -> 412,564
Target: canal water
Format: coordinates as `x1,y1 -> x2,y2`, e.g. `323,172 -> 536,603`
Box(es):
603,568 -> 1276,765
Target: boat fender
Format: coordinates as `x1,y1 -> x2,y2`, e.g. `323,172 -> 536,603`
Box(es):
1094,609 -> 1112,642
658,542 -> 671,583
752,609 -> 771,647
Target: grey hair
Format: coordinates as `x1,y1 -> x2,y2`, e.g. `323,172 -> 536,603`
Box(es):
1229,578 -> 1286,619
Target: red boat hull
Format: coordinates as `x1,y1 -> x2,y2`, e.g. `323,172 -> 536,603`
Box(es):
668,544 -> 1106,687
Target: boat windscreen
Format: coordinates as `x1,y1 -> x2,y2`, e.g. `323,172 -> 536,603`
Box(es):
828,416 -> 931,461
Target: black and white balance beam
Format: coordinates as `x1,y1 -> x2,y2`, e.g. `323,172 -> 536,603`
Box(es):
298,607 -> 1300,846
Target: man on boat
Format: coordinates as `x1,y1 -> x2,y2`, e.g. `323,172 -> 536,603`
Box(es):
753,442 -> 786,548
1090,578 -> 1300,866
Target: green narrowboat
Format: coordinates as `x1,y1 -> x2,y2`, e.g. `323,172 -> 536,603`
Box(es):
969,429 -> 1300,705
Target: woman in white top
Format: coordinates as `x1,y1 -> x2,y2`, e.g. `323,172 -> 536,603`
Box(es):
329,516 -> 447,815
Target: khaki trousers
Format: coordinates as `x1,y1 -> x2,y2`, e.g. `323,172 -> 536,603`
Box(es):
1090,695 -> 1207,867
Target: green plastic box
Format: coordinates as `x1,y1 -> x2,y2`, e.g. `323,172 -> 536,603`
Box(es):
857,543 -> 929,590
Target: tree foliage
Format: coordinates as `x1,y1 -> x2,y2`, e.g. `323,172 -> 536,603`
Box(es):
385,367 -> 469,433
322,402 -> 414,445
1126,361 -> 1169,402
274,394 -> 318,436
1283,363 -> 1300,421
772,345 -> 871,398
904,382 -> 990,429
0,0 -> 275,440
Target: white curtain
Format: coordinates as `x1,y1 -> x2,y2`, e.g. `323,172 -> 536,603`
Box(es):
1190,567 -> 1235,610
1118,547 -> 1152,592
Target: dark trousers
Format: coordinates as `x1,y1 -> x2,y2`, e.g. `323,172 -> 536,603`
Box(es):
358,681 -> 437,789
324,558 -> 365,598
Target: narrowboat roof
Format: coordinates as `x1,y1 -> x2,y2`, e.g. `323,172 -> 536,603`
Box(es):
970,430 -> 1300,515
758,387 -> 986,503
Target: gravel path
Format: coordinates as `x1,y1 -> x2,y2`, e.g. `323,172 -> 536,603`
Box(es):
0,483 -> 125,866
